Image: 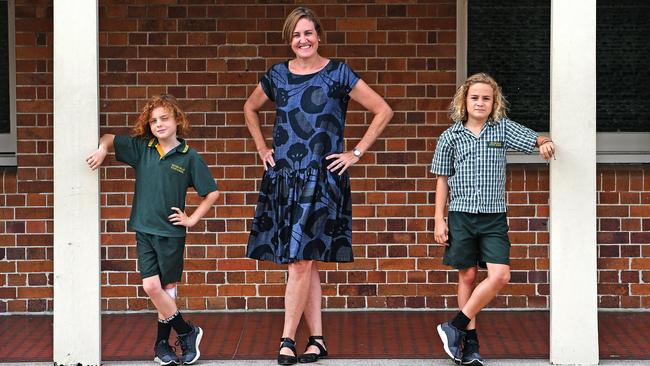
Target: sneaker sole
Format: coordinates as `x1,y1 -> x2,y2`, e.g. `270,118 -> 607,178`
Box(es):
183,326 -> 203,365
153,356 -> 178,366
462,359 -> 484,366
436,324 -> 461,363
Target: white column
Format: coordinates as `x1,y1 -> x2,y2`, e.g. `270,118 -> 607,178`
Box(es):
549,0 -> 598,365
53,1 -> 101,364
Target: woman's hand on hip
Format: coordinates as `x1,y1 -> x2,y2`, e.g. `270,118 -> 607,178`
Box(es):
325,151 -> 359,175
258,146 -> 275,171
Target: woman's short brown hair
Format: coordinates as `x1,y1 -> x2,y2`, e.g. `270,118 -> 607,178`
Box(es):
282,7 -> 324,44
132,94 -> 190,138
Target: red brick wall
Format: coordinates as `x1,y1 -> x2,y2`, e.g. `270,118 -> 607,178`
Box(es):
1,0 -> 648,313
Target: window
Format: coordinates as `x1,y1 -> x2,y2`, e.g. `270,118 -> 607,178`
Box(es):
0,0 -> 15,166
457,0 -> 650,163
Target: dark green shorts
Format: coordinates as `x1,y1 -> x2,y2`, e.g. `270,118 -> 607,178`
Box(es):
136,231 -> 186,286
443,211 -> 510,269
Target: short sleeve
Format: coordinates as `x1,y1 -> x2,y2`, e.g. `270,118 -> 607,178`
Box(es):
504,119 -> 538,154
114,135 -> 146,168
259,68 -> 276,102
189,152 -> 218,197
339,62 -> 360,93
431,132 -> 455,176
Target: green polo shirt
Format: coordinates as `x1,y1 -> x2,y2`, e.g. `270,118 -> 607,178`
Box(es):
114,135 -> 218,237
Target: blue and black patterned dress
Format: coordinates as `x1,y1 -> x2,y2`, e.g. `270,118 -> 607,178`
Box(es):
246,59 -> 360,264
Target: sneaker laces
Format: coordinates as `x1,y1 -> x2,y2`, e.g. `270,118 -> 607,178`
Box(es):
175,336 -> 188,353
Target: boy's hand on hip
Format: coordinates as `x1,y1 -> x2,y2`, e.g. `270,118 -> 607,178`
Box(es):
169,207 -> 196,228
434,219 -> 449,245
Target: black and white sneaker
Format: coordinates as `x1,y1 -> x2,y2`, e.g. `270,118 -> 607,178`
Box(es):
437,321 -> 466,363
461,338 -> 484,366
153,339 -> 179,365
176,323 -> 203,365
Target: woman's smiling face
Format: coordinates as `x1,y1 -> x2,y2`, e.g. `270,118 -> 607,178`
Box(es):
290,17 -> 319,59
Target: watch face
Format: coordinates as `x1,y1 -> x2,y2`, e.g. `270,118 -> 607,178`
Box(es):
353,149 -> 361,157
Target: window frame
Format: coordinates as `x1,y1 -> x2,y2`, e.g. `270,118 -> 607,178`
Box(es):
0,0 -> 16,167
457,0 -> 650,164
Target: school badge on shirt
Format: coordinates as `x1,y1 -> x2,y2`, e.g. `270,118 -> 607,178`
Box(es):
170,163 -> 186,174
488,141 -> 504,148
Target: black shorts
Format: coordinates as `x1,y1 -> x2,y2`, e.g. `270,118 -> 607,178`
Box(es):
443,211 -> 510,269
136,231 -> 185,286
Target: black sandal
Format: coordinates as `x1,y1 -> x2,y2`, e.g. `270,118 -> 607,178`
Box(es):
277,337 -> 298,365
298,335 -> 328,363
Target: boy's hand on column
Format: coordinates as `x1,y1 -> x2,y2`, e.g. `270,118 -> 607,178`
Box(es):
86,146 -> 107,170
539,140 -> 555,161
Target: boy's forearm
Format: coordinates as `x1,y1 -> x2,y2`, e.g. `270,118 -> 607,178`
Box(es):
99,134 -> 115,150
189,190 -> 220,223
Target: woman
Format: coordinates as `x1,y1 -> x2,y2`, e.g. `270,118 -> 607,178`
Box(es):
244,7 -> 393,365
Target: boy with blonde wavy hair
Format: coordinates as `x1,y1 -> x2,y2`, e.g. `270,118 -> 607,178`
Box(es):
432,73 -> 554,365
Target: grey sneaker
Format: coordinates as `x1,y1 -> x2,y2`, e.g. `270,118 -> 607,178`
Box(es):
153,339 -> 179,365
461,338 -> 484,366
437,321 -> 466,363
175,323 -> 203,365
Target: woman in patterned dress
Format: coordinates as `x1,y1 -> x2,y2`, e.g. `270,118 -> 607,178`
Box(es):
243,7 -> 393,365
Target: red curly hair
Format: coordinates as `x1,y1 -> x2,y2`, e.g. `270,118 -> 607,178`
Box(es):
132,94 -> 190,138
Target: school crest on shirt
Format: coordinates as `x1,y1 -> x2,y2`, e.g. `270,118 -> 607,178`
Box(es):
170,163 -> 186,174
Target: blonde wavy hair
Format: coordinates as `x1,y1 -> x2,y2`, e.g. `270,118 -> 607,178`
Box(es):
132,94 -> 189,138
449,73 -> 508,123
282,7 -> 324,44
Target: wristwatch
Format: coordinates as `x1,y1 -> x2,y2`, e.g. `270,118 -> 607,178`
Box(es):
353,148 -> 362,158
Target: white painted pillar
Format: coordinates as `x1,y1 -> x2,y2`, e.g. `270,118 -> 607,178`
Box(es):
549,0 -> 598,365
53,1 -> 101,364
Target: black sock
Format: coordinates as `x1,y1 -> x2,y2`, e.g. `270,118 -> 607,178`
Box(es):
465,328 -> 478,342
451,311 -> 471,330
166,310 -> 192,335
156,319 -> 172,344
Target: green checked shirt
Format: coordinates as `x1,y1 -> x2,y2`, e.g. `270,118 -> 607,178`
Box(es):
114,135 -> 218,237
431,118 -> 538,213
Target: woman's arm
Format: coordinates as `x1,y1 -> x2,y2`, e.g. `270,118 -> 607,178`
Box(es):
326,80 -> 394,174
244,85 -> 274,170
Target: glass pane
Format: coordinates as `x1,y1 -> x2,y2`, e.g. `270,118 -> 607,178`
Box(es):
597,0 -> 650,132
467,0 -> 650,132
467,0 -> 550,132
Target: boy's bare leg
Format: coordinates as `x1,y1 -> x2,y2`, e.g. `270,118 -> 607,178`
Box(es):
461,263 -> 510,319
142,275 -> 177,319
302,262 -> 326,354
458,266 -> 478,329
158,283 -> 177,320
280,260 -> 314,356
